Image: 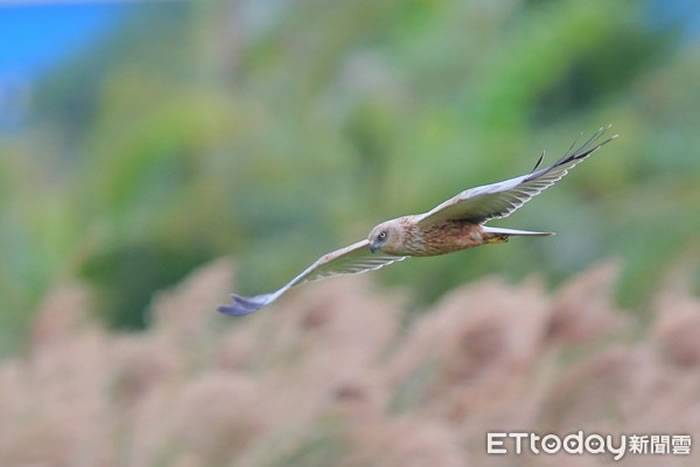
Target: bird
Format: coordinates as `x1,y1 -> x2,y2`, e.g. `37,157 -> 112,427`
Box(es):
219,126 -> 617,316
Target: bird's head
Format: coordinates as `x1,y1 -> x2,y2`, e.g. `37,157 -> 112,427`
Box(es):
368,220 -> 402,254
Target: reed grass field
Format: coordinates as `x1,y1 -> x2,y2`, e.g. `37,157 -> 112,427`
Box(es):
1,259 -> 698,466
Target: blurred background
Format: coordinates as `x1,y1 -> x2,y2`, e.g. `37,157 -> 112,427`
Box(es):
1,1 -> 699,466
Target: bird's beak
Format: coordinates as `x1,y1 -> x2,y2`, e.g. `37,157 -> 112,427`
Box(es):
369,243 -> 379,254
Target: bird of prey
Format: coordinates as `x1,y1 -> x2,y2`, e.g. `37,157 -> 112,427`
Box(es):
220,126 -> 617,316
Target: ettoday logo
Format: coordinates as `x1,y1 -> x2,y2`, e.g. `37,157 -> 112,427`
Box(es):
486,431 -> 692,461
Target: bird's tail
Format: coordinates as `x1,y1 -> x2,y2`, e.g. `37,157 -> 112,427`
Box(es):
482,226 -> 555,243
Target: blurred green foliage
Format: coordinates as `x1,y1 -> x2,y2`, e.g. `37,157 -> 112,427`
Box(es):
1,0 -> 699,355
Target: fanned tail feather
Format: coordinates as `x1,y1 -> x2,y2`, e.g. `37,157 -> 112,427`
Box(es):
482,226 -> 555,237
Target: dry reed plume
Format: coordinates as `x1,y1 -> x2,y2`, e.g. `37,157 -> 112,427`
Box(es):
1,259 -> 698,466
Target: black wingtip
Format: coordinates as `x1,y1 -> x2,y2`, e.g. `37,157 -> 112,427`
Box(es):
560,125 -> 617,165
523,126 -> 617,184
217,303 -> 260,316
217,293 -> 272,317
532,150 -> 545,172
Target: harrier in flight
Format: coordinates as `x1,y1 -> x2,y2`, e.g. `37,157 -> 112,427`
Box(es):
220,126 -> 617,316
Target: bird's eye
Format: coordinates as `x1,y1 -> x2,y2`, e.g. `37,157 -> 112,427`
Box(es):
378,231 -> 387,241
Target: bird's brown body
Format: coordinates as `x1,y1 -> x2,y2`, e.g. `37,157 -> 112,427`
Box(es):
382,217 -> 505,257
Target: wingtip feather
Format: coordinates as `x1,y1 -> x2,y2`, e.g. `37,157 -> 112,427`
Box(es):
531,150 -> 545,171
217,303 -> 258,316
218,293 -> 272,316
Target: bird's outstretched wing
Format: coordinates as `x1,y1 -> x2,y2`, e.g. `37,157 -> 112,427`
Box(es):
218,240 -> 406,316
417,126 -> 618,227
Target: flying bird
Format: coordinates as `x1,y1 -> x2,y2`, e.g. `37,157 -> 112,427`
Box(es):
220,126 -> 617,316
